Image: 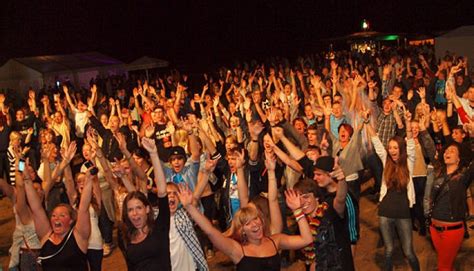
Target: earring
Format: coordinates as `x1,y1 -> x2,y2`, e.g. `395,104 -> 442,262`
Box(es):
241,231 -> 247,243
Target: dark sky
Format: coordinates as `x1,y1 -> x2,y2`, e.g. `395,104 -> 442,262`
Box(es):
2,0 -> 473,67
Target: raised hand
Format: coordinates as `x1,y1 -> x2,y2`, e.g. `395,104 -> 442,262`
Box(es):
141,137 -> 157,154
144,123 -> 155,138
204,155 -> 218,172
320,133 -> 329,151
271,126 -> 284,140
248,120 -> 264,140
86,128 -> 100,150
264,150 -> 276,171
404,109 -> 412,122
177,184 -> 193,207
234,149 -> 246,169
284,189 -> 302,211
114,132 -> 127,152
329,157 -> 345,182
417,87 -> 426,100
62,141 -> 77,163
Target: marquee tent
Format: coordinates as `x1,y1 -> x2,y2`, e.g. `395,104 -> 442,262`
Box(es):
0,52 -> 126,95
435,25 -> 474,69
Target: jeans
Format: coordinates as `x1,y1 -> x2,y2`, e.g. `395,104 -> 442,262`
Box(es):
379,216 -> 420,271
364,152 -> 383,193
411,177 -> 427,232
99,203 -> 114,244
87,249 -> 103,271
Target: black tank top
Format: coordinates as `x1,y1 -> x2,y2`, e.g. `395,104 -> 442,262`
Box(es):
236,237 -> 281,271
40,228 -> 88,271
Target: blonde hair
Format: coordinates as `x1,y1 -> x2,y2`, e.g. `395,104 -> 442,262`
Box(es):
173,129 -> 188,150
9,131 -> 21,143
225,205 -> 266,244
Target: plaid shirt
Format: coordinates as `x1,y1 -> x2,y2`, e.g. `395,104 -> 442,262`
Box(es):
376,111 -> 396,148
174,208 -> 209,271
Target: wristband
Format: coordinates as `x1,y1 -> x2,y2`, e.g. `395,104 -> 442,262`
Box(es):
295,213 -> 305,222
293,208 -> 303,217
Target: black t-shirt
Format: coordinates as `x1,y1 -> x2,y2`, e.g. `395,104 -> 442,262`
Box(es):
125,195 -> 171,271
378,188 -> 411,218
318,191 -> 355,271
0,126 -> 11,152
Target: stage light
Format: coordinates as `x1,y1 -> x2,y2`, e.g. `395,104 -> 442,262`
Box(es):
361,19 -> 369,31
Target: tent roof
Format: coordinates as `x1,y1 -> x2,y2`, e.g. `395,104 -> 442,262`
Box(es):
13,52 -> 124,74
127,56 -> 169,71
437,25 -> 474,38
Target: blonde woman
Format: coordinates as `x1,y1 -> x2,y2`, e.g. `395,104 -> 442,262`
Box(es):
177,184 -> 312,271
7,131 -> 31,185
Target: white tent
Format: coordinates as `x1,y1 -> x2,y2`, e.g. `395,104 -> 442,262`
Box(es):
127,56 -> 169,71
127,56 -> 169,80
0,52 -> 126,95
435,25 -> 474,69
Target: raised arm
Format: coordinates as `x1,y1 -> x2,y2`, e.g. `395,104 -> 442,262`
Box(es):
265,151 -> 283,234
331,158 -> 348,217
274,189 -> 312,250
23,166 -> 51,241
75,170 -> 93,249
115,132 -> 147,180
235,150 -> 249,208
178,184 -> 242,263
62,85 -> 77,111
141,137 -> 166,197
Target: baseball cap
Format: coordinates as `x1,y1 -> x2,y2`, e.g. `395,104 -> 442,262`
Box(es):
168,146 -> 186,160
313,156 -> 334,173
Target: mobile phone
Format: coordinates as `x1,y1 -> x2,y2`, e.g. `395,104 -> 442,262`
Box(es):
84,161 -> 98,175
18,159 -> 25,172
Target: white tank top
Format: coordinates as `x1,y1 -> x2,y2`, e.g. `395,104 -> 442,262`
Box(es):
88,205 -> 103,250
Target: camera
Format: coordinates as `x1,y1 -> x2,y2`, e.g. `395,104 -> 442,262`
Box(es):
84,161 -> 99,176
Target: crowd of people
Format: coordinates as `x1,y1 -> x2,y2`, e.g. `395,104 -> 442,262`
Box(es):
0,43 -> 473,271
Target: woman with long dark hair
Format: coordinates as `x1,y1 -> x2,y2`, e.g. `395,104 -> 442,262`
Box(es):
420,115 -> 474,271
121,137 -> 171,271
368,111 -> 420,271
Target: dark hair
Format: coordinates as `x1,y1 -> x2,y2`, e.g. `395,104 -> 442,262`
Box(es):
121,191 -> 155,245
338,123 -> 354,138
133,147 -> 150,161
452,125 -> 465,134
384,136 -> 409,191
294,178 -> 323,198
307,123 -> 318,132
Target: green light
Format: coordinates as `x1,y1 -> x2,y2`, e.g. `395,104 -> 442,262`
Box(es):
379,35 -> 399,41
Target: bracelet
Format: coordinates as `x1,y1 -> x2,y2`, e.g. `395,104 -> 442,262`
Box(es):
295,213 -> 305,222
293,208 -> 303,217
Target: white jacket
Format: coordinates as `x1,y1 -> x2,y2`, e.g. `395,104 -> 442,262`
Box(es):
371,136 -> 416,207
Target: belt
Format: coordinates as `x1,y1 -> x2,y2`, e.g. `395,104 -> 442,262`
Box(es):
430,223 -> 463,232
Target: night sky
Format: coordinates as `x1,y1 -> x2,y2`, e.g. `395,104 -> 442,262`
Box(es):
2,0 -> 473,68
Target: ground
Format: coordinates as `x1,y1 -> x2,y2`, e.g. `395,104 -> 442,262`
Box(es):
1,180 -> 473,270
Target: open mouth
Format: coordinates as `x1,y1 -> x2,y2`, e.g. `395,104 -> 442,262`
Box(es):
251,226 -> 260,233
53,222 -> 62,228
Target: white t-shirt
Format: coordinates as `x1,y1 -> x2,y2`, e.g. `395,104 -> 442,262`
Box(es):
169,216 -> 196,271
88,206 -> 103,250
74,109 -> 89,138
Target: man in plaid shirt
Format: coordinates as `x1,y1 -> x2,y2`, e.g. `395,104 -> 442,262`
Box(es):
373,97 -> 405,148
